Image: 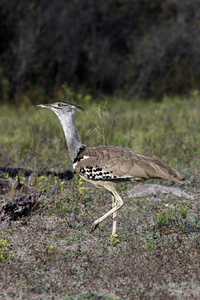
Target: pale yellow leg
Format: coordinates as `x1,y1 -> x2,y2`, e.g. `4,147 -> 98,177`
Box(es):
112,195 -> 117,236
90,182 -> 123,234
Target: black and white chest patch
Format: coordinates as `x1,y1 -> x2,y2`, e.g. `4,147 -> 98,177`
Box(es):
73,156 -> 117,180
79,166 -> 118,180
73,155 -> 132,181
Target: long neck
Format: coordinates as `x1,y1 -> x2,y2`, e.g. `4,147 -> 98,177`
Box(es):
57,112 -> 85,162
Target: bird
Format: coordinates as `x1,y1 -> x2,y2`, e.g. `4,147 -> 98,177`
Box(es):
37,101 -> 190,235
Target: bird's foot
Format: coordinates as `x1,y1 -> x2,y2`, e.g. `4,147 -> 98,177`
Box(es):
90,222 -> 99,233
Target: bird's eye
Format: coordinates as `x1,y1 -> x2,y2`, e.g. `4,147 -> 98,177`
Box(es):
58,103 -> 63,107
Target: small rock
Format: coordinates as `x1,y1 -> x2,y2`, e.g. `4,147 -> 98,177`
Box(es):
127,183 -> 196,200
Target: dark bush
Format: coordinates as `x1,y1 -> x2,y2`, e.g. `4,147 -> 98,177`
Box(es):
0,0 -> 200,101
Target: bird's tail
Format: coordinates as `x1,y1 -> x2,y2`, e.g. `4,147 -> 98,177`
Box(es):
179,178 -> 191,185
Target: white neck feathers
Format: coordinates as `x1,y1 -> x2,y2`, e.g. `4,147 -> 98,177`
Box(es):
56,111 -> 85,162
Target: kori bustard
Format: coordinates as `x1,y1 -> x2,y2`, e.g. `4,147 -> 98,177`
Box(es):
38,102 -> 189,235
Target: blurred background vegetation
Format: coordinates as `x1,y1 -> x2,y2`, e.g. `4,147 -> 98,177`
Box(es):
0,0 -> 200,175
1,0 -> 200,103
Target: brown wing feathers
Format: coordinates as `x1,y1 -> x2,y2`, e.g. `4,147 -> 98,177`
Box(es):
74,146 -> 188,184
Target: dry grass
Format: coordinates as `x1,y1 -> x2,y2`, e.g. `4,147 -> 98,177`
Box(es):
0,174 -> 199,299
0,96 -> 200,299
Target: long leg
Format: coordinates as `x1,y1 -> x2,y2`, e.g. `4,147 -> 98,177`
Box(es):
90,183 -> 123,234
112,195 -> 117,236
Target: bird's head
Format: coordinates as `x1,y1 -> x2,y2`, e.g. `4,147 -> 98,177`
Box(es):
37,101 -> 83,116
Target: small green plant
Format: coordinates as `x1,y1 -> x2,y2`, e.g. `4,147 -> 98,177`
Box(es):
108,234 -> 119,246
43,244 -> 55,260
0,236 -> 13,263
70,174 -> 90,207
155,202 -> 191,234
56,201 -> 69,214
15,175 -> 26,183
177,203 -> 190,218
65,235 -> 75,245
156,211 -> 168,229
60,181 -> 66,191
3,173 -> 9,179
45,174 -> 91,217
77,177 -> 90,203
35,175 -> 52,192
145,233 -> 158,249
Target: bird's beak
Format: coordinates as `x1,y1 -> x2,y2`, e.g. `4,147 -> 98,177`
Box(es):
37,104 -> 52,109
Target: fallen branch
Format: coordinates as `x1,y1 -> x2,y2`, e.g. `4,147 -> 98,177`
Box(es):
0,167 -> 74,180
0,178 -> 30,195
